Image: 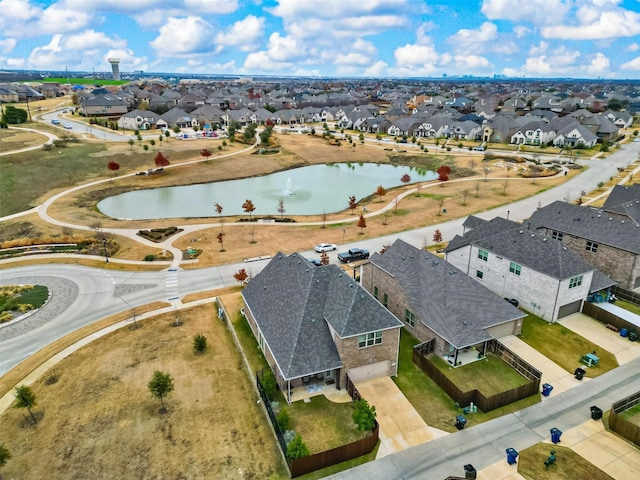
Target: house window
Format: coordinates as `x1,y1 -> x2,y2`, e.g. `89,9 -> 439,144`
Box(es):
551,231 -> 563,241
478,249 -> 488,261
404,309 -> 415,326
569,275 -> 583,289
509,262 -> 522,276
358,331 -> 383,348
586,241 -> 598,253
383,293 -> 388,308
476,270 -> 484,279
373,286 -> 379,299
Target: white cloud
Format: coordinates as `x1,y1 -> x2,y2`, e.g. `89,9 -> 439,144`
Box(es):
0,0 -> 92,38
243,51 -> 292,72
621,56 -> 640,71
627,43 -> 640,52
448,22 -> 498,50
269,0 -> 407,18
182,0 -> 238,14
528,41 -> 548,56
0,38 -> 17,54
149,17 -> 214,56
481,0 -> 570,25
215,15 -> 264,52
334,52 -> 372,66
7,57 -> 25,67
513,25 -> 530,38
363,60 -> 388,76
542,8 -> 640,39
585,53 -> 610,76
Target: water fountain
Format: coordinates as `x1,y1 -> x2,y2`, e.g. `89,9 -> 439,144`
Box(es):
284,177 -> 295,196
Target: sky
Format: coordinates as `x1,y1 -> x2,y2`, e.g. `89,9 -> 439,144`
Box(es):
1,0 -> 640,79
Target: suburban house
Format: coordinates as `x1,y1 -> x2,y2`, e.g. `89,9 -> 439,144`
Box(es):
510,121 -> 556,145
445,216 -> 615,322
79,93 -> 129,117
529,200 -> 640,290
158,107 -> 195,129
552,120 -> 598,148
116,109 -> 161,130
361,240 -> 525,366
241,253 -> 403,402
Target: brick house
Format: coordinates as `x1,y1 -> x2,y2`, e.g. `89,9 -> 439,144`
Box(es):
529,200 -> 640,290
241,253 -> 402,403
446,216 -> 615,321
361,240 -> 524,366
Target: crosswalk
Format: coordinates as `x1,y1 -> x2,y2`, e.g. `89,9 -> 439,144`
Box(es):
166,268 -> 179,302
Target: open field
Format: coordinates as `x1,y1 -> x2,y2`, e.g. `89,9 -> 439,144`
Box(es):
0,304 -> 288,479
518,443 -> 614,480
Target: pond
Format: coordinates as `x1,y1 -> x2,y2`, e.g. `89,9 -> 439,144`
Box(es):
97,163 -> 437,219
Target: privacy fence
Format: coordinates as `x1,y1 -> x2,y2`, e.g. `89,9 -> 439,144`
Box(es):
609,391 -> 640,447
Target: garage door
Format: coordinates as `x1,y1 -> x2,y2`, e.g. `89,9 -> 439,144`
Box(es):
558,300 -> 582,319
486,320 -> 518,339
348,361 -> 389,383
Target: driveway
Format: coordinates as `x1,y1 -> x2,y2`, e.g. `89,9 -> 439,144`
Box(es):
354,376 -> 448,458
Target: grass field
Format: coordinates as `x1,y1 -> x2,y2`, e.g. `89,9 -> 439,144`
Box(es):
518,443 -> 614,480
40,77 -> 129,86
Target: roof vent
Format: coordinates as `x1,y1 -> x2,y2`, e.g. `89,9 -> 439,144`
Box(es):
621,220 -> 625,223
349,284 -> 353,288
263,286 -> 267,289
519,230 -> 523,234
543,238 -> 547,242
531,234 -> 535,237
609,217 -> 613,221
597,214 -> 601,218
562,246 -> 567,250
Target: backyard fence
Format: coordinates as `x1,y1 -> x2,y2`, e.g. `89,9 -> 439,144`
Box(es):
582,302 -> 639,335
609,391 -> 640,447
412,340 -> 541,412
612,285 -> 640,307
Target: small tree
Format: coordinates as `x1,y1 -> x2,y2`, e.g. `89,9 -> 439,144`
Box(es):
468,158 -> 476,170
154,152 -> 170,167
261,369 -> 278,401
234,268 -> 249,285
242,199 -> 255,221
14,385 -> 37,424
277,198 -> 285,219
475,180 -> 482,198
193,333 -> 207,353
143,144 -> 149,153
320,251 -> 330,265
484,166 -> 490,181
401,173 -> 411,188
357,213 -> 367,235
461,189 -> 469,205
214,202 -> 224,232
321,210 -> 327,229
352,399 -> 377,432
107,161 -> 120,174
437,165 -> 451,186
0,443 -> 10,469
148,371 -> 174,413
149,139 -> 156,151
348,195 -> 358,214
433,229 -> 443,245
217,232 -> 225,252
379,244 -> 390,254
375,185 -> 387,202
164,130 -> 171,139
201,148 -> 212,160
287,434 -> 310,460
127,138 -> 134,150
276,408 -> 290,431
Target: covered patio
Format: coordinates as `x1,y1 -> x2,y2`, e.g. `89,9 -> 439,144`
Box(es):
444,342 -> 488,368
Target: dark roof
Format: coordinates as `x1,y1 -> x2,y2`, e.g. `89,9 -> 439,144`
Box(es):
242,253 -> 401,380
370,240 -> 524,349
602,184 -> 640,223
462,215 -> 488,231
589,269 -> 617,293
446,217 -> 520,252
529,201 -> 640,254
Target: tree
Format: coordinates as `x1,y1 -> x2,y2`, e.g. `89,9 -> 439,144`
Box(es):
468,158 -> 476,170
359,132 -> 365,143
127,138 -> 134,150
222,139 -> 227,149
143,144 -> 149,153
461,189 -> 469,205
475,180 -> 482,198
148,371 -> 174,413
286,434 -> 310,461
149,139 -> 156,150
14,385 -> 37,424
437,165 -> 451,186
321,210 -> 327,229
2,106 -> 28,124
154,152 -> 170,167
484,166 -> 490,181
379,244 -> 390,254
401,173 -> 411,188
433,229 -> 443,245
348,195 -> 358,214
193,333 -> 207,353
0,443 -> 10,469
107,161 -> 120,174
320,251 -> 330,265
234,268 -> 249,285
217,232 -> 225,252
357,213 -> 367,234
200,148 -> 211,160
277,198 -> 285,219
164,130 -> 171,139
242,199 -> 255,221
214,202 -> 224,232
375,185 -> 387,202
276,408 -> 290,431
352,399 -> 377,432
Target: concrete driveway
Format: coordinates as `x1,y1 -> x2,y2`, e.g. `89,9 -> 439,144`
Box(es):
354,376 -> 448,458
560,313 -> 640,365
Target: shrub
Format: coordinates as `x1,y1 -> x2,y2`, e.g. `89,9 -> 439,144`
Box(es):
143,254 -> 155,262
261,369 -> 278,401
352,399 -> 377,432
276,408 -> 290,431
286,434 -> 309,460
193,333 -> 207,353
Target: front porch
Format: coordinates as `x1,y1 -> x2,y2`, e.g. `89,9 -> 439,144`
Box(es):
289,378 -> 351,404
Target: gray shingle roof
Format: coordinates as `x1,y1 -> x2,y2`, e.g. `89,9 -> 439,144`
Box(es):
529,201 -> 640,254
242,253 -> 401,380
445,217 -> 520,253
370,240 -> 524,349
602,185 -> 640,223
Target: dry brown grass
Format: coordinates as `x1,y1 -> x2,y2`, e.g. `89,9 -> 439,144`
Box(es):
0,304 -> 287,479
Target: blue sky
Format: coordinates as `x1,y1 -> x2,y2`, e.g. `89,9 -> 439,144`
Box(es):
2,0 -> 640,78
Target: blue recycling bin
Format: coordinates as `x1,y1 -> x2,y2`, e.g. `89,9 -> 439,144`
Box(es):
455,415 -> 467,430
506,447 -> 518,465
542,383 -> 553,397
550,427 -> 562,444
620,327 -> 628,337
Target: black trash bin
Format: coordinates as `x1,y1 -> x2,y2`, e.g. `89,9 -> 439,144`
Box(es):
574,367 -> 586,380
455,415 -> 467,430
591,405 -> 603,420
463,464 -> 477,479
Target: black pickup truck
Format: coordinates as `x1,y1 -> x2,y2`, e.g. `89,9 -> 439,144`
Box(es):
337,248 -> 370,263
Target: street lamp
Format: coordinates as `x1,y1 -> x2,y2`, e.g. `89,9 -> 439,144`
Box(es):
102,238 -> 109,263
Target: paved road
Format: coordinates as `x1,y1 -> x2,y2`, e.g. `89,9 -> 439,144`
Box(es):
325,356 -> 640,480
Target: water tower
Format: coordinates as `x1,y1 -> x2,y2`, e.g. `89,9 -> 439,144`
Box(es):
108,58 -> 120,81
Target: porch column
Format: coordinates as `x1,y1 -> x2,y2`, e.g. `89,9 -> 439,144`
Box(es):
482,341 -> 487,356
453,349 -> 459,366
287,380 -> 291,404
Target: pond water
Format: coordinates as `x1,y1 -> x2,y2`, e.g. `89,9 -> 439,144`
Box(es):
97,163 -> 437,219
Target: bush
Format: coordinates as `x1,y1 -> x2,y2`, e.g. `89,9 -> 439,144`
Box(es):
261,370 -> 278,401
352,399 -> 377,432
193,333 -> 207,353
276,408 -> 290,431
286,434 -> 309,460
143,254 -> 155,262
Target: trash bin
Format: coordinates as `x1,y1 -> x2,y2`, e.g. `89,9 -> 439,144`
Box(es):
550,427 -> 562,444
629,331 -> 638,342
463,406 -> 470,415
542,383 -> 553,397
455,415 -> 467,430
574,367 -> 586,380
506,447 -> 519,465
591,406 -> 603,420
463,464 -> 477,479
620,327 -> 628,337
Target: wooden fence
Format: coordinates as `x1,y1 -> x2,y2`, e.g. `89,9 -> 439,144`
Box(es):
609,391 -> 640,447
613,285 -> 640,306
412,341 -> 541,412
582,302 -> 639,335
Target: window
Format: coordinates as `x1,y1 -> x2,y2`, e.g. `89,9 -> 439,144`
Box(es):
476,270 -> 484,279
551,230 -> 563,241
373,286 -> 379,299
383,293 -> 388,308
569,275 -> 583,289
586,241 -> 598,253
358,331 -> 383,348
404,309 -> 415,326
478,249 -> 488,261
509,262 -> 522,276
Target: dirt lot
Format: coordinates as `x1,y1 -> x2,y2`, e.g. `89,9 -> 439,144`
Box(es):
0,305 -> 287,479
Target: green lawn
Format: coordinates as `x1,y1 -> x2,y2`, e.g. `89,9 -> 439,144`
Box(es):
41,78 -> 129,86
518,444 -> 614,480
615,299 -> 640,316
519,314 -> 618,377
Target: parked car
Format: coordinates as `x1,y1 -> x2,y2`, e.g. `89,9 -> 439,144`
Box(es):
472,146 -> 485,151
51,119 -> 60,125
63,123 -> 72,129
314,243 -> 337,253
307,258 -> 322,267
337,248 -> 369,263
